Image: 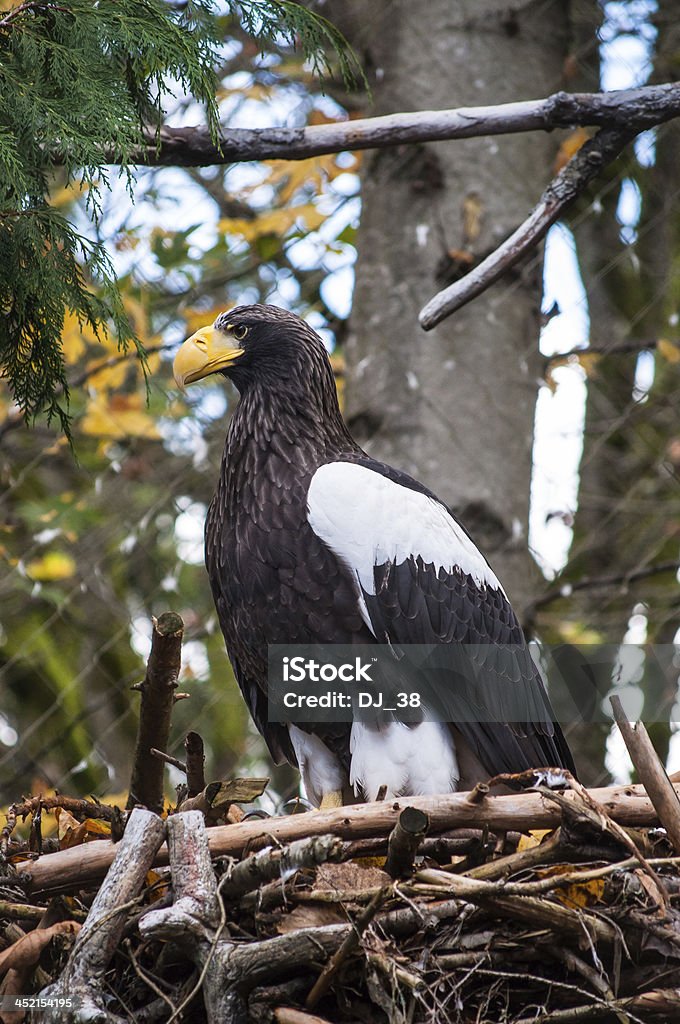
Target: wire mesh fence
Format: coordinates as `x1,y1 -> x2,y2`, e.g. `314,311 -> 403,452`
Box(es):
1,0 -> 679,812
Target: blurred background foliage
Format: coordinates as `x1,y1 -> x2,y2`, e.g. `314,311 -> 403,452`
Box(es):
1,0 -> 679,807
0,1 -> 360,806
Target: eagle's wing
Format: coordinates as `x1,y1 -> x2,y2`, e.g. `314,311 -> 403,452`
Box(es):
307,459 -> 575,778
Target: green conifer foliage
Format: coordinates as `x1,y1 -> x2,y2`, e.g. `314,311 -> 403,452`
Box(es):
0,0 -> 220,433
0,0 -> 360,436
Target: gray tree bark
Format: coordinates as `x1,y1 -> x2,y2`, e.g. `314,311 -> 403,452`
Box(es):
340,0 -> 570,615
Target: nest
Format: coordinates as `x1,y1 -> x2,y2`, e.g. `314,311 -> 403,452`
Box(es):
2,773 -> 680,1024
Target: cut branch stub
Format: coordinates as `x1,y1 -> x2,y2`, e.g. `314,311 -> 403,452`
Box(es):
384,807 -> 430,879
185,731 -> 206,797
127,612 -> 184,815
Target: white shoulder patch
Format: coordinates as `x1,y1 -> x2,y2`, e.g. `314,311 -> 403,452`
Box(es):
307,462 -> 502,594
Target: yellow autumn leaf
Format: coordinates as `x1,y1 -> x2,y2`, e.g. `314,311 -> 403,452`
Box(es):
81,394 -> 161,441
555,878 -> 605,909
183,305 -> 233,337
219,203 -> 326,242
267,158 -> 325,204
82,818 -> 112,837
85,357 -> 130,392
462,192 -> 484,244
146,868 -> 171,901
62,312 -> 89,364
517,829 -> 553,852
536,864 -> 605,909
553,128 -> 591,173
26,551 -> 76,581
559,620 -> 603,645
55,807 -> 80,840
546,351 -> 600,392
657,338 -> 680,363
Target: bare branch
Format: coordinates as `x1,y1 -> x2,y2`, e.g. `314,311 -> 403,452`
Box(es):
40,808 -> 166,1020
127,612 -> 184,815
116,84 -> 680,168
219,834 -> 343,901
22,779 -> 680,894
528,560 -> 680,615
184,731 -> 206,798
610,696 -> 680,855
419,126 -> 637,330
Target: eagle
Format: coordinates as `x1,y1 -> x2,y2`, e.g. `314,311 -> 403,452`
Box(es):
173,304 -> 575,808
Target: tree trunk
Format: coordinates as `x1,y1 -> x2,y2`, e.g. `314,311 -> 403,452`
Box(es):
341,0 -> 570,616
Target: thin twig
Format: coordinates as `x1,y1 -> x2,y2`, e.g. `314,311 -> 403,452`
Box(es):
528,560 -> 680,614
305,886 -> 390,1009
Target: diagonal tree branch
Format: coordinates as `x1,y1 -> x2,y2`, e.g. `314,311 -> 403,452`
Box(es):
419,125 -> 638,330
110,84 -> 680,168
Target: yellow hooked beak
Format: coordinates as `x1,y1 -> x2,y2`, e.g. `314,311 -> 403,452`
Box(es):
173,326 -> 245,389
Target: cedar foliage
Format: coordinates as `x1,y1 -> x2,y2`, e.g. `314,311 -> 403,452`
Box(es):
0,0 -> 360,436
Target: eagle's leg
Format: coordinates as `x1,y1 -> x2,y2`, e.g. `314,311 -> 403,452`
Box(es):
319,790 -> 344,809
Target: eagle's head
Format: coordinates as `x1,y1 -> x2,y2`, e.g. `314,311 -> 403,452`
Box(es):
173,304 -> 333,398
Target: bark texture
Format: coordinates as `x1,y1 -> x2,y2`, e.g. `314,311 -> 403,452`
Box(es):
341,0 -> 570,614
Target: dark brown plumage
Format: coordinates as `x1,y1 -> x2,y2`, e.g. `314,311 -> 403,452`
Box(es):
173,304 -> 575,805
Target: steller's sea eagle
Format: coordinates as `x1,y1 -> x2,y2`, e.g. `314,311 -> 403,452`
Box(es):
173,304 -> 575,807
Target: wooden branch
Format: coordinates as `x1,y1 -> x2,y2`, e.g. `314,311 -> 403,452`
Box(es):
150,748 -> 187,773
40,808 -> 166,1021
528,560 -> 680,615
21,780 -> 680,895
185,732 -> 206,797
305,886 -> 389,1009
610,696 -> 680,854
514,987 -> 680,1023
139,810 -> 244,1024
178,777 -> 269,822
0,796 -> 121,859
127,612 -> 184,815
384,806 -> 429,879
466,828 -> 563,881
414,869 -> 616,945
419,125 -> 636,329
275,1011 -> 332,1024
219,835 -> 343,901
546,338 -> 660,362
99,84 -> 680,168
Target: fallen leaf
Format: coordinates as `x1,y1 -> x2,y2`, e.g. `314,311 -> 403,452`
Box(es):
0,922 -> 80,977
316,861 -> 390,894
517,829 -> 553,852
276,902 -> 346,934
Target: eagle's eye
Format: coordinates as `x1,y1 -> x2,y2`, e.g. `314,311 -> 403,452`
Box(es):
232,324 -> 248,341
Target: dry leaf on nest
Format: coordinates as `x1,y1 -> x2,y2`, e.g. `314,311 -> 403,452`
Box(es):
276,902 -> 346,934
0,922 -> 80,977
315,861 -> 390,894
535,864 -> 605,909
